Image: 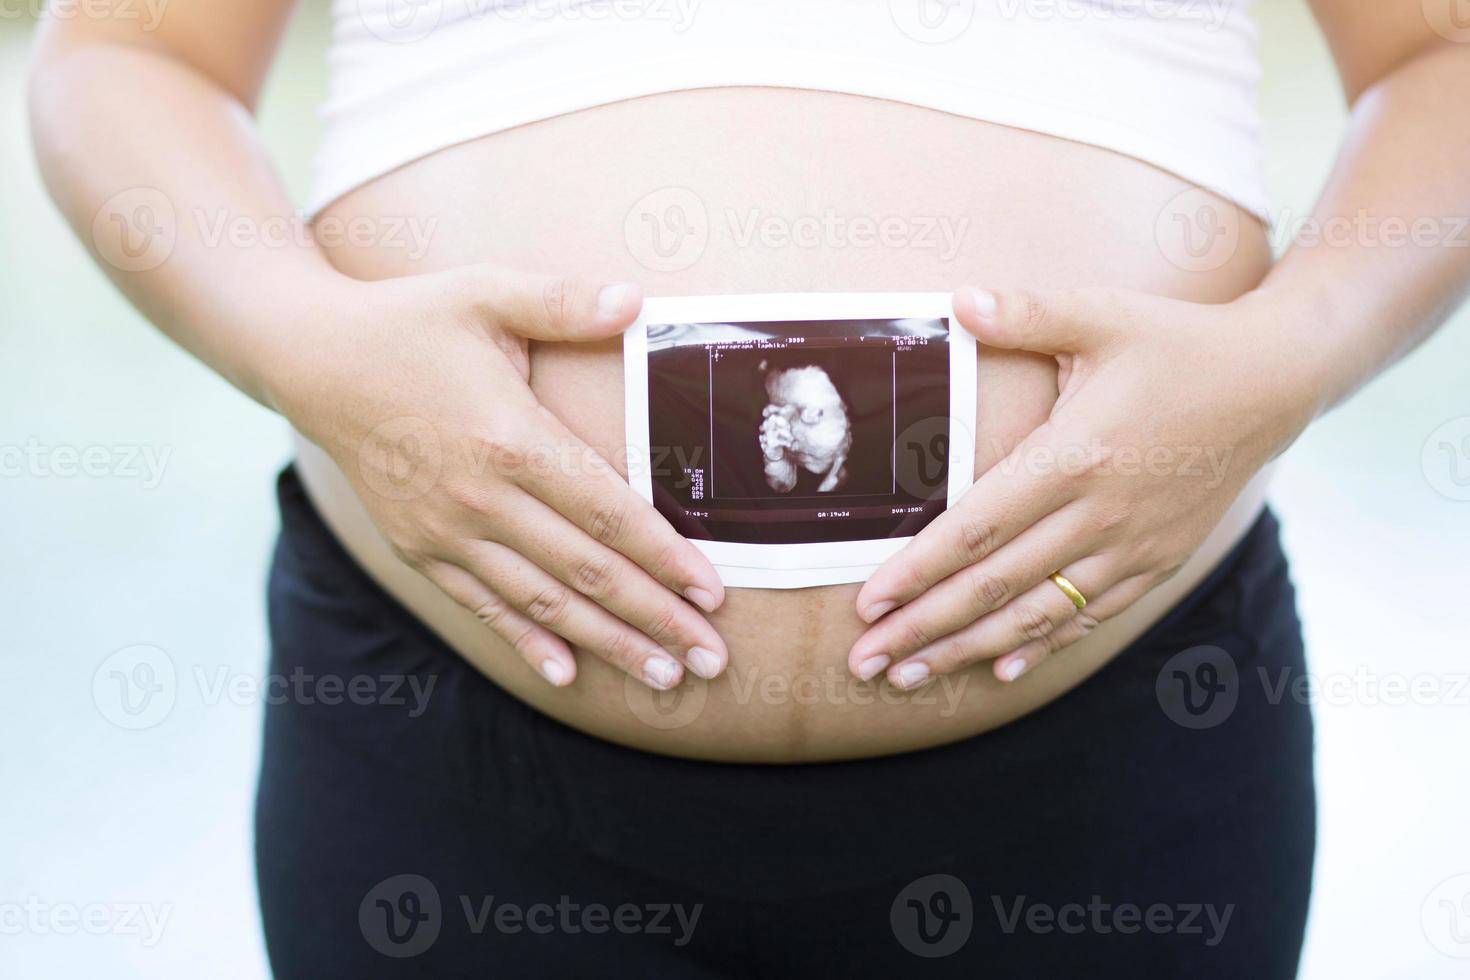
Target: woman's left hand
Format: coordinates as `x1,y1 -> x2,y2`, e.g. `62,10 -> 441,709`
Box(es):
847,284 -> 1321,688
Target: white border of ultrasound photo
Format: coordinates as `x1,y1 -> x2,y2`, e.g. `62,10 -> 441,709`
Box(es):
623,293 -> 977,589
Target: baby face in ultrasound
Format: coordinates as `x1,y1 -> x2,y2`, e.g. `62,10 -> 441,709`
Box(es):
758,363 -> 853,493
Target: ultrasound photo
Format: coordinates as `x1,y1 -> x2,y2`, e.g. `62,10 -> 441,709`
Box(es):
625,295 -> 976,587
644,318 -> 950,539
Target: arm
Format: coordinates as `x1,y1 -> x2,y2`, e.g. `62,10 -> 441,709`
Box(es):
1255,0 -> 1470,407
30,0 -> 729,690
29,0 -> 327,401
847,1 -> 1470,686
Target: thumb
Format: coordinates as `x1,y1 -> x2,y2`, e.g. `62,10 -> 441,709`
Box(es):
456,264 -> 644,342
952,285 -> 1111,355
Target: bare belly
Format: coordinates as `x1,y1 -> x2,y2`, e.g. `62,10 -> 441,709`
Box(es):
300,88 -> 1273,762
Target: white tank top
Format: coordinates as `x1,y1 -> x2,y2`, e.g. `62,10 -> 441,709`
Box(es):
310,0 -> 1267,220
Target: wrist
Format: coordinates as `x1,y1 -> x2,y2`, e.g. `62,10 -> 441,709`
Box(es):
1226,285 -> 1341,451
251,269 -> 368,427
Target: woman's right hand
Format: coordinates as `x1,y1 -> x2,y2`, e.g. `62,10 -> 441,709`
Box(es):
271,264 -> 728,691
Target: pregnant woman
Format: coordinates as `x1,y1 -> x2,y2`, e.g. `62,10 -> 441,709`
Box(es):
30,1 -> 1470,976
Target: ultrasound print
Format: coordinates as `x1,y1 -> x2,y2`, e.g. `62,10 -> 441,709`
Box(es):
643,316 -> 952,546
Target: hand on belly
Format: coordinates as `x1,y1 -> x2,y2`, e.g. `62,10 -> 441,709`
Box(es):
848,285 -> 1302,692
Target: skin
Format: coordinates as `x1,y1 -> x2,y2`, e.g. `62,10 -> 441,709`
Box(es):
290,90 -> 1278,762
27,1 -> 731,693
27,2 -> 1470,740
287,89 -> 1277,761
849,4 -> 1470,690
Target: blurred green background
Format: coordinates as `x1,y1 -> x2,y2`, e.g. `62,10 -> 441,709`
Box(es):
2,2 -> 1467,976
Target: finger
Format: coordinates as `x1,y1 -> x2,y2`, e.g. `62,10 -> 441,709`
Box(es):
847,506 -> 1091,676
992,573 -> 1155,683
855,426 -> 1076,622
492,494 -> 728,679
952,285 -> 1118,356
512,416 -> 726,613
884,557 -> 1114,688
460,264 -> 644,342
461,540 -> 688,690
421,559 -> 577,687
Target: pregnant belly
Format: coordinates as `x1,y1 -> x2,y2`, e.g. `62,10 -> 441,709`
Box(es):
299,88 -> 1273,762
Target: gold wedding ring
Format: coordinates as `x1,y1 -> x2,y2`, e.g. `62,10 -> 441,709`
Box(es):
1048,572 -> 1087,610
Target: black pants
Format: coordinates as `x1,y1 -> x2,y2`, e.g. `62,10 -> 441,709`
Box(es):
257,466 -> 1315,978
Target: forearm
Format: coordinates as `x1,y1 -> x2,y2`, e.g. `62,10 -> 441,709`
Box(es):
1251,42 -> 1470,418
28,32 -> 346,411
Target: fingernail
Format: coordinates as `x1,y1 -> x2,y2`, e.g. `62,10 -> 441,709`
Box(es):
861,599 -> 897,623
968,288 -> 998,321
540,659 -> 569,687
597,283 -> 630,321
890,661 -> 931,690
686,646 -> 723,680
685,586 -> 718,612
642,654 -> 682,690
857,655 -> 891,681
999,658 -> 1028,682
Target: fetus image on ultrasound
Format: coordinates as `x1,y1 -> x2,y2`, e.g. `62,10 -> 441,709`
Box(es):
757,361 -> 853,493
